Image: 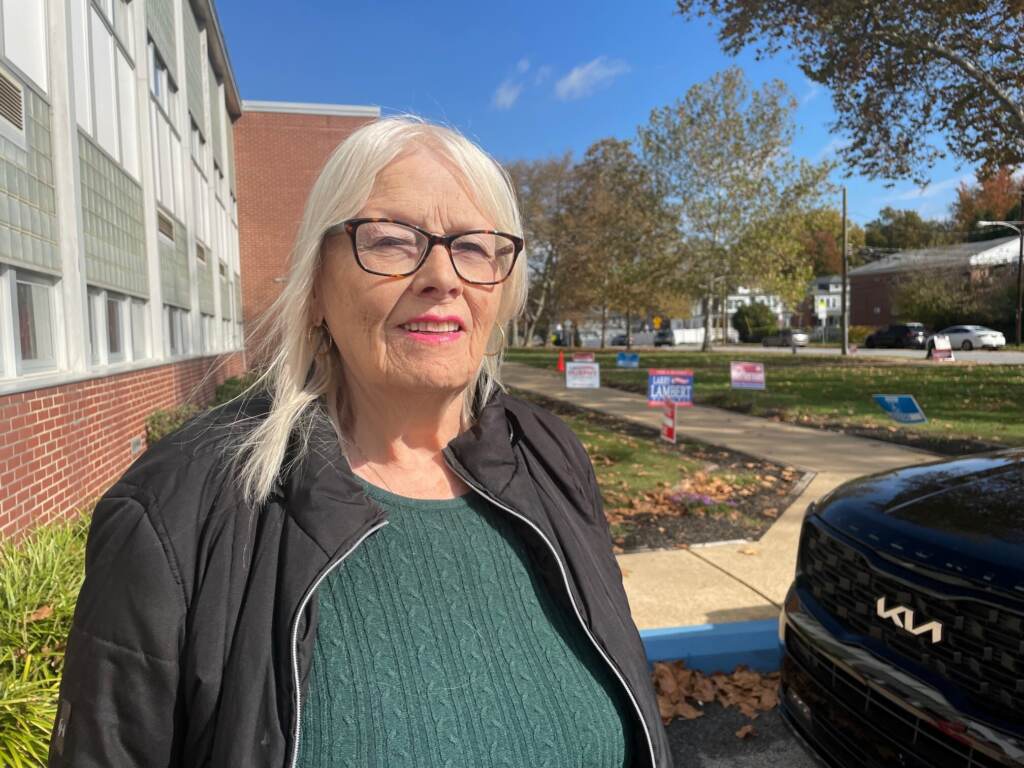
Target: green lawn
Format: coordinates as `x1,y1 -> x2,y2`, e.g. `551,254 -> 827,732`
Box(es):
505,348 -> 1024,449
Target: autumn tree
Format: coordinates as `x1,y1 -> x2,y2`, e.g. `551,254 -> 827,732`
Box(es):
863,207 -> 954,250
676,0 -> 1024,184
951,167 -> 1023,241
799,207 -> 865,274
638,67 -> 832,351
559,138 -> 681,348
505,154 -> 574,345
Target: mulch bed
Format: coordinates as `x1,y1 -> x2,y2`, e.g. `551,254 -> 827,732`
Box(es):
508,389 -> 808,551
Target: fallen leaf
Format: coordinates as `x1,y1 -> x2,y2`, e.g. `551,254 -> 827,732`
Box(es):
738,546 -> 760,556
735,724 -> 756,739
27,605 -> 53,623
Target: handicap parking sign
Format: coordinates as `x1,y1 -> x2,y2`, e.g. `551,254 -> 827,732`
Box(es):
873,394 -> 927,424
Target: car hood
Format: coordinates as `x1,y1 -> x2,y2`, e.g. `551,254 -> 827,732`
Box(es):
814,450 -> 1024,592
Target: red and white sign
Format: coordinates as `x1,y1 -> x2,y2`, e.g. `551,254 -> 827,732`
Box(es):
565,361 -> 600,389
730,361 -> 766,390
572,352 -> 595,362
930,335 -> 955,362
661,400 -> 677,444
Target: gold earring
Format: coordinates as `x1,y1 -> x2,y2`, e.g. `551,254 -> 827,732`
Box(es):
484,324 -> 507,358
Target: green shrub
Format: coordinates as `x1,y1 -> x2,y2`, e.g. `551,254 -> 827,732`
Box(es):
849,325 -> 874,345
213,370 -> 260,407
145,403 -> 202,444
0,514 -> 90,766
731,303 -> 779,342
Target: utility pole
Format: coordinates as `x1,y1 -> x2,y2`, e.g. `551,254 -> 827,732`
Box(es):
1018,188 -> 1024,348
841,186 -> 849,355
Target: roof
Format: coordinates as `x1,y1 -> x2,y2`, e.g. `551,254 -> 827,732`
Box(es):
849,235 -> 1020,277
191,0 -> 242,118
241,100 -> 381,118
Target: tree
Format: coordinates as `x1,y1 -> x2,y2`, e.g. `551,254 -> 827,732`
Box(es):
638,67 -> 832,350
863,207 -> 953,250
559,138 -> 681,348
676,0 -> 1024,184
505,154 -> 575,345
798,207 -> 866,274
732,302 -> 778,342
951,167 -> 1023,241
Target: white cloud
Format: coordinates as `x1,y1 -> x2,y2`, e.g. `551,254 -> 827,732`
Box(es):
800,80 -> 821,107
492,78 -> 523,109
885,173 -> 974,202
554,56 -> 630,101
517,58 -> 530,74
816,136 -> 850,161
534,65 -> 552,85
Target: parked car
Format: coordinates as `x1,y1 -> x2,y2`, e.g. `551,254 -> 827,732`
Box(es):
864,322 -> 927,349
779,450 -> 1024,768
653,328 -> 686,347
927,325 -> 1007,351
761,329 -> 809,347
610,332 -> 628,346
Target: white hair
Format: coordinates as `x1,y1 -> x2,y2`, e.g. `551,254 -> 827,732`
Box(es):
209,115 -> 527,510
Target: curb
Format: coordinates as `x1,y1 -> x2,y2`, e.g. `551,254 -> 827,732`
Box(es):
640,619 -> 781,673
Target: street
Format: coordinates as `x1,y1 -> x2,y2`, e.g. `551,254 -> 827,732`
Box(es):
621,343 -> 1024,365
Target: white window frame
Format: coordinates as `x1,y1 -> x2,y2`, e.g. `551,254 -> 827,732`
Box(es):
130,296 -> 149,359
3,266 -> 61,377
86,285 -> 146,367
163,304 -> 190,357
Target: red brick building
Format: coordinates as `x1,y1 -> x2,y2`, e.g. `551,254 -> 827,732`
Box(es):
849,235 -> 1021,326
233,101 -> 378,355
0,0 -> 245,539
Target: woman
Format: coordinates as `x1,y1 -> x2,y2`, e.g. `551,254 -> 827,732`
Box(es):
49,116 -> 673,767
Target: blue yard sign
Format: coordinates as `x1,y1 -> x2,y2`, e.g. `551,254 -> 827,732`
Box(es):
873,394 -> 927,424
616,352 -> 640,368
647,369 -> 694,407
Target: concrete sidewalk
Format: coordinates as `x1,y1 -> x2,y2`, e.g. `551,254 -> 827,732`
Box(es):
501,361 -> 939,630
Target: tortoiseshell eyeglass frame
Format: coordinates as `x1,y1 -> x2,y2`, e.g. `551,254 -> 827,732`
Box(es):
321,217 -> 525,286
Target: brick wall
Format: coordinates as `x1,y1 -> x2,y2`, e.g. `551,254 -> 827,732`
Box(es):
233,110 -> 375,357
0,353 -> 245,539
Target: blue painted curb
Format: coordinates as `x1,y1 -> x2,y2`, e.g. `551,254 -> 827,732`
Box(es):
640,619 -> 781,673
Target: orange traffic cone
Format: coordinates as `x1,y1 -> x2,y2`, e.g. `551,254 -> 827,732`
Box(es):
557,350 -> 565,372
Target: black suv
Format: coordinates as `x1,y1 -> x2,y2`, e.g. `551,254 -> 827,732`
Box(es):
780,451 -> 1024,767
865,323 -> 927,349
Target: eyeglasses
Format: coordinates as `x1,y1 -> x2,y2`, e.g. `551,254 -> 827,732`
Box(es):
323,217 -> 524,286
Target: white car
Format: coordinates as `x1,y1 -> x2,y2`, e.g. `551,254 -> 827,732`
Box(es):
927,325 -> 1006,351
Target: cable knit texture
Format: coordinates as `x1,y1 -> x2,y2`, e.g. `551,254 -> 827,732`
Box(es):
296,477 -> 634,768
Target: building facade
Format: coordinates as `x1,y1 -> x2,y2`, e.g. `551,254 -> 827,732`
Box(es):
233,100 -> 378,358
0,0 -> 244,538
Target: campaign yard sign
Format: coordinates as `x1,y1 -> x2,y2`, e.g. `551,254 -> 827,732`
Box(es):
930,335 -> 955,362
873,394 -> 927,424
616,352 -> 640,368
647,369 -> 694,407
572,352 -> 595,362
730,361 -> 766,390
565,362 -> 600,389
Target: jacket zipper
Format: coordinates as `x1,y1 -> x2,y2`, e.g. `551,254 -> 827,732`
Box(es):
287,519 -> 390,768
445,461 -> 658,768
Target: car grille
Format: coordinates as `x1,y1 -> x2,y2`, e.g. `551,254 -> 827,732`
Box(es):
801,522 -> 1024,727
783,626 -> 1017,767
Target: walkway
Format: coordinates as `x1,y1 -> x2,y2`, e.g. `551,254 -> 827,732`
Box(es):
500,362 -> 938,629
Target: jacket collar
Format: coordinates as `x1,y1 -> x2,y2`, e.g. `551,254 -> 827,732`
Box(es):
278,387 -> 518,558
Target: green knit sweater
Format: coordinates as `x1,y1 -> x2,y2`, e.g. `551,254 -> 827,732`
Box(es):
295,477 -> 634,768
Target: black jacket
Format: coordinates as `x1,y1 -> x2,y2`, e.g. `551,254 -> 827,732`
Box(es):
49,388 -> 674,767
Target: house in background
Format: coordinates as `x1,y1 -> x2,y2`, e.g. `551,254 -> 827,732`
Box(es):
0,0 -> 244,538
849,236 -> 1021,326
793,275 -> 850,338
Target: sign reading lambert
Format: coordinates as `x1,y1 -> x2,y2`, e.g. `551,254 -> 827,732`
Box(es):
730,361 -> 766,390
647,369 -> 694,407
565,362 -> 600,389
873,394 -> 927,424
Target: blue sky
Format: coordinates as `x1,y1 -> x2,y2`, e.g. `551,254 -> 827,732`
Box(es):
216,0 -> 973,225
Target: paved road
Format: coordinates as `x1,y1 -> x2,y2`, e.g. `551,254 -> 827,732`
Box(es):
616,343 -> 1024,365
667,703 -> 820,767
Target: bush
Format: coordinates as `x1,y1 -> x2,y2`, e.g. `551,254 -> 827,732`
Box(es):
0,514 -> 90,766
849,325 -> 874,345
213,370 -> 260,407
731,303 -> 779,342
145,403 -> 202,444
